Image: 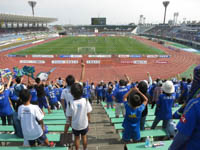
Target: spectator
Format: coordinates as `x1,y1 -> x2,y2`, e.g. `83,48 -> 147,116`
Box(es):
0,75 -> 13,125
112,79 -> 130,118
105,85 -> 114,109
61,75 -> 75,134
57,77 -> 63,87
137,81 -> 150,130
122,87 -> 148,150
169,96 -> 200,150
18,89 -> 53,147
95,83 -> 103,104
61,62 -> 85,134
152,80 -> 163,109
151,81 -> 176,137
34,78 -> 51,114
67,83 -> 92,150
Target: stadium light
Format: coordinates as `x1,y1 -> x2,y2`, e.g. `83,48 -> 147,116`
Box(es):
28,1 -> 37,16
163,1 -> 170,24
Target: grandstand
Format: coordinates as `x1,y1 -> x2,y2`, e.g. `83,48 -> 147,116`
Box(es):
141,23 -> 200,49
0,13 -> 58,47
63,18 -> 136,35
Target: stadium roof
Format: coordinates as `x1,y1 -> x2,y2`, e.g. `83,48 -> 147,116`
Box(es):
0,13 -> 57,23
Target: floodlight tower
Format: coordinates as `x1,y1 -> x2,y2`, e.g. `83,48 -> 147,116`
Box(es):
163,1 -> 170,24
28,1 -> 37,16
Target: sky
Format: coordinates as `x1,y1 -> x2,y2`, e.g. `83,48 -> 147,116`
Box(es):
0,0 -> 200,25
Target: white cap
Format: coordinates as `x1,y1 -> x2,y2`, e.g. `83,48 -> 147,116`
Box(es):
162,80 -> 175,94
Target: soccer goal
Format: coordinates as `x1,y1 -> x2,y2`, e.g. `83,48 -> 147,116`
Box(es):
77,47 -> 96,54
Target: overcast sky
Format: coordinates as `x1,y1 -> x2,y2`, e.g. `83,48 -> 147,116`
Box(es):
0,0 -> 200,25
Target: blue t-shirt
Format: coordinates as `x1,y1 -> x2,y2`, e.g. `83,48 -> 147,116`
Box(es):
83,85 -> 90,99
174,83 -> 181,99
96,86 -> 103,97
44,86 -> 49,96
105,91 -> 113,103
0,89 -> 13,116
122,102 -> 145,139
102,87 -> 107,97
54,88 -> 62,101
113,86 -> 130,103
148,84 -> 156,97
30,88 -> 38,102
177,98 -> 200,150
181,82 -> 188,97
48,89 -> 58,105
156,93 -> 176,120
9,86 -> 18,101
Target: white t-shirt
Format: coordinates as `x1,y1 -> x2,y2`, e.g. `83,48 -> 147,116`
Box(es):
61,86 -> 74,115
67,98 -> 92,130
18,104 -> 44,140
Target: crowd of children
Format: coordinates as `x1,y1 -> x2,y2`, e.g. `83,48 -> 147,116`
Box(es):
0,63 -> 200,150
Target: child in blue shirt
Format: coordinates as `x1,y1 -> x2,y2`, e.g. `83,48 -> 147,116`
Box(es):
105,86 -> 114,109
112,79 -> 130,118
47,85 -> 59,110
0,76 -> 13,125
122,87 -> 148,149
28,85 -> 38,105
151,81 -> 176,137
95,84 -> 103,104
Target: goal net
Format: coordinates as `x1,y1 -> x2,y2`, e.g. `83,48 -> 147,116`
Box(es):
77,47 -> 96,54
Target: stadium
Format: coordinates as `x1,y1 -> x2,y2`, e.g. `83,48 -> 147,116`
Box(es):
0,0 -> 200,150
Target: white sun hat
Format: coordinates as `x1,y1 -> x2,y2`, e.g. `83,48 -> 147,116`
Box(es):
162,80 -> 175,94
0,84 -> 4,93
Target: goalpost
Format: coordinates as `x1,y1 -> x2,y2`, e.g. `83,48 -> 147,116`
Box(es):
77,47 -> 96,54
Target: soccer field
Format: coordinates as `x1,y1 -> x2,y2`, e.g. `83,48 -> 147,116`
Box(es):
12,36 -> 165,55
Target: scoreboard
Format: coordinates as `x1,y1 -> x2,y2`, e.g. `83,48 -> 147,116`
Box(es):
91,18 -> 106,25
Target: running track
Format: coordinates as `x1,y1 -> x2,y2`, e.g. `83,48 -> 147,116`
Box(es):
0,36 -> 199,83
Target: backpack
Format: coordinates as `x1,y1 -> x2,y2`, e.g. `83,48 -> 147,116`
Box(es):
14,84 -> 24,97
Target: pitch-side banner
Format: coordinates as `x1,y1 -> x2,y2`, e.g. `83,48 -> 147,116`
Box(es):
86,60 -> 101,64
118,55 -> 130,58
159,55 -> 170,58
88,55 -> 112,58
133,60 -> 147,64
129,55 -> 142,58
59,55 -> 82,58
121,60 -> 147,64
52,60 -> 79,64
32,55 -> 54,58
20,60 -> 45,64
146,55 -> 159,58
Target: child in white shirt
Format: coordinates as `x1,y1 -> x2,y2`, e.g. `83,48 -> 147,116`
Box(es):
67,83 -> 92,150
18,89 -> 53,147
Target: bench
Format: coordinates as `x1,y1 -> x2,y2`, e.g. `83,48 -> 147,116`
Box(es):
0,147 -> 67,150
119,129 -> 167,139
0,125 -> 72,132
44,115 -> 66,120
0,120 -> 67,125
127,140 -> 172,150
114,120 -> 179,131
0,134 -> 60,142
111,116 -> 156,124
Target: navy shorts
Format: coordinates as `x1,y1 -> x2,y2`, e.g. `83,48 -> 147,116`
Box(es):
28,133 -> 47,146
72,127 -> 88,136
38,97 -> 49,109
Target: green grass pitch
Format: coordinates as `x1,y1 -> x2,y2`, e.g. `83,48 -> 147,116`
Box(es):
12,36 -> 165,55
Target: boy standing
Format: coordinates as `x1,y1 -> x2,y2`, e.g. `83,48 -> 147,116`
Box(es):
122,87 -> 148,149
18,89 -> 52,147
67,83 -> 92,150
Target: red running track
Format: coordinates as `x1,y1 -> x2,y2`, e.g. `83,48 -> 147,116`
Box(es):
0,36 -> 199,83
